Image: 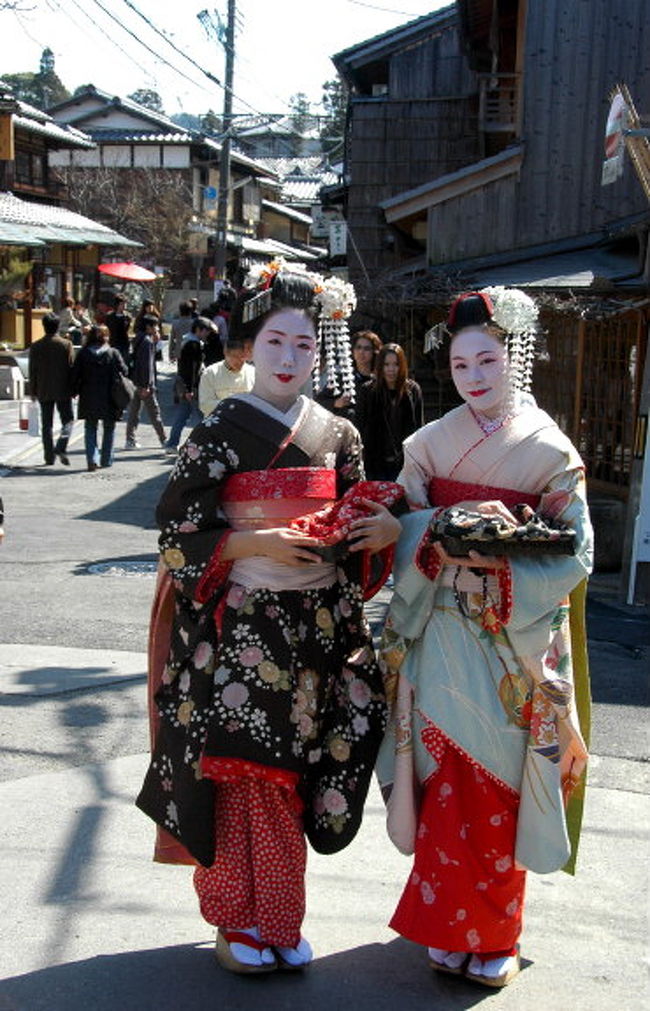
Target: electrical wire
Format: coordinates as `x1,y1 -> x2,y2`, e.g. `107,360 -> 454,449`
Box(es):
345,0 -> 428,14
43,0 -> 167,97
115,0 -> 298,126
118,0 -> 224,88
85,0 -> 220,92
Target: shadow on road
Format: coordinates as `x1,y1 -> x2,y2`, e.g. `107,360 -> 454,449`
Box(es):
79,471 -> 169,528
0,937 -> 515,1011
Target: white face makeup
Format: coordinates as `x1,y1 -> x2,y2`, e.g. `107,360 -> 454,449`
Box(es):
450,328 -> 509,419
251,308 -> 317,409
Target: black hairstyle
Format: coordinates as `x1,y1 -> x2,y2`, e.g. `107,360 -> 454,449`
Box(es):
224,337 -> 249,352
85,324 -> 109,345
178,300 -> 192,316
42,312 -> 60,336
447,292 -> 494,334
229,271 -> 318,344
141,314 -> 158,329
191,315 -> 217,334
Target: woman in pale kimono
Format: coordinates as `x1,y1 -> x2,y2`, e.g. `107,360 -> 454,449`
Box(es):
137,266 -> 401,975
378,289 -> 592,987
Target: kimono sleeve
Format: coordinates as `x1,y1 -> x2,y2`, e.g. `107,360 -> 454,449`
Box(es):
156,419 -> 236,602
504,467 -> 593,634
335,419 -> 365,493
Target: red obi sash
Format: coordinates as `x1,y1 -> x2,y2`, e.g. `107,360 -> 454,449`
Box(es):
222,467 -> 336,503
428,476 -> 541,512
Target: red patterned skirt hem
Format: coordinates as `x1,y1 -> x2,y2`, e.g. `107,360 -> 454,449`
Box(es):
390,731 -> 526,954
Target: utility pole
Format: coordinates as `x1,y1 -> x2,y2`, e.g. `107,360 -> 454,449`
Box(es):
213,0 -> 236,281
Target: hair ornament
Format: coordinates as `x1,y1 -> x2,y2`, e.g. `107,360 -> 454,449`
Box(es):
423,321 -> 448,353
313,275 -> 356,401
480,286 -> 538,336
243,258 -> 357,401
480,286 -> 538,396
241,288 -> 272,323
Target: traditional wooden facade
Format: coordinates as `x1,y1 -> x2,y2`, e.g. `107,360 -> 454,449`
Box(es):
333,1 -> 650,518
0,91 -> 137,346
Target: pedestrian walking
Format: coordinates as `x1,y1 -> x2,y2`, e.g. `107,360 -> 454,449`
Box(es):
124,315 -> 166,450
71,324 -> 128,470
28,312 -> 74,466
195,315 -> 225,367
356,342 -> 423,480
167,300 -> 193,363
137,261 -> 402,975
165,319 -> 205,454
105,295 -> 132,365
377,288 -> 593,988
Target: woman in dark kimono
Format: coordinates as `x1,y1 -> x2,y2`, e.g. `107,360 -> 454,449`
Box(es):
137,266 -> 401,974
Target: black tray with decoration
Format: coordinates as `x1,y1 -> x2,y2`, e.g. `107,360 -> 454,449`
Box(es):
431,505 -> 576,557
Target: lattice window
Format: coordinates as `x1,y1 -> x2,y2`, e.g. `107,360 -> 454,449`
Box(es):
534,310 -> 646,492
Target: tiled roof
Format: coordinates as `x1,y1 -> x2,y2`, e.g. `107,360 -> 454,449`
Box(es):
262,199 -> 312,224
281,176 -> 338,204
86,128 -> 196,144
69,129 -> 275,177
333,5 -> 455,65
0,192 -> 139,247
14,115 -> 94,149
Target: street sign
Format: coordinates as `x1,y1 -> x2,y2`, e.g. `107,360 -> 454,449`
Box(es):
329,220 -> 347,256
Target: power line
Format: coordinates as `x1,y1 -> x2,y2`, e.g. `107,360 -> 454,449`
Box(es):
44,0 -> 166,96
345,0 -> 426,13
118,0 -> 223,88
84,0 -> 219,92
116,0 -> 295,126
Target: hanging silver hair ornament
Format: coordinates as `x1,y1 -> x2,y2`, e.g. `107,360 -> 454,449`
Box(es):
242,258 -> 357,399
423,321 -> 448,354
480,286 -> 539,395
314,276 -> 357,402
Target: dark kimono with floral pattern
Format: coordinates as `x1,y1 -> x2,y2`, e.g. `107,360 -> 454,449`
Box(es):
137,396 -> 387,867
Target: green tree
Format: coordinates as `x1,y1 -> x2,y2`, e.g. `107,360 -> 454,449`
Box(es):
38,47 -> 69,108
1,48 -> 69,109
289,92 -> 310,135
200,109 -> 221,136
127,88 -> 165,114
321,77 -> 348,144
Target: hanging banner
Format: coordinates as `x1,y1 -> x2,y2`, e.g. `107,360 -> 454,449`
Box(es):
329,220 -> 347,256
601,88 -> 629,186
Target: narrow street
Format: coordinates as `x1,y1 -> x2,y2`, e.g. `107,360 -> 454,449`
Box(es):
0,370 -> 648,1010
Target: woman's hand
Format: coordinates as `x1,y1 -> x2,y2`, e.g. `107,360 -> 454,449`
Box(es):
220,527 -> 326,565
348,500 -> 401,553
252,528 -> 326,566
433,541 -> 507,571
456,499 -> 519,526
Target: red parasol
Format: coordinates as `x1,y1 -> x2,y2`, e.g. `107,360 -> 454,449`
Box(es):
98,262 -> 159,282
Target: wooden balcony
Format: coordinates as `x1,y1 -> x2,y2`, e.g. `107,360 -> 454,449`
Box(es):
478,73 -> 522,135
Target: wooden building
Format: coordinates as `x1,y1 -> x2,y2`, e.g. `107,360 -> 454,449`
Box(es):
333,0 -> 650,583
0,91 -> 137,347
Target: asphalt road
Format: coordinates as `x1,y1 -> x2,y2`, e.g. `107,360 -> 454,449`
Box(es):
0,373 -> 648,1009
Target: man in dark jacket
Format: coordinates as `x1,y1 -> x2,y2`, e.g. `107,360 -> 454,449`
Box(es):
165,320 -> 204,454
28,312 -> 74,466
195,315 -> 224,367
124,315 -> 166,449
